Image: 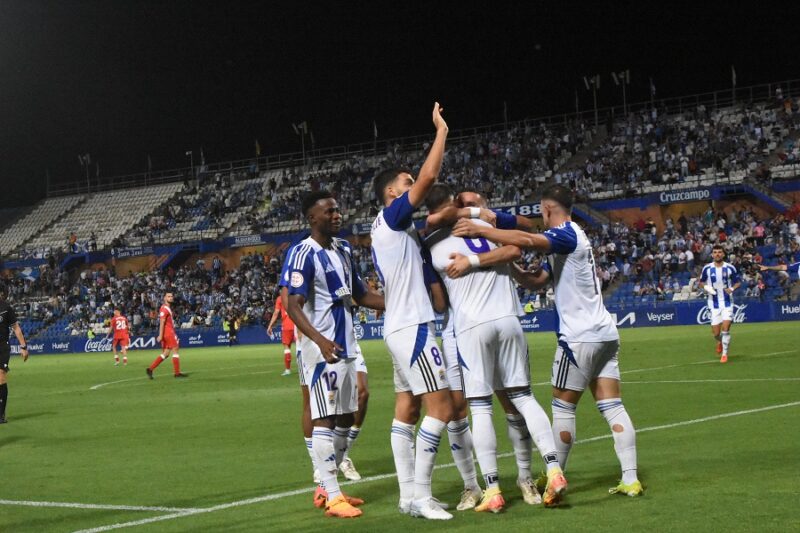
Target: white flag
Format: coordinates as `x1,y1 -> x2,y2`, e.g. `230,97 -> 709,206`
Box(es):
731,65 -> 737,87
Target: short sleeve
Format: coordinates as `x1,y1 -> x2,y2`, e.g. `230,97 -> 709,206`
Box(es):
7,306 -> 17,326
287,244 -> 316,299
495,211 -> 517,230
543,224 -> 578,255
699,266 -> 709,282
728,265 -> 739,284
278,245 -> 299,288
383,191 -> 414,231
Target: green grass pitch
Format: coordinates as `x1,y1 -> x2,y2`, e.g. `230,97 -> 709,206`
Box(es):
1,322 -> 798,532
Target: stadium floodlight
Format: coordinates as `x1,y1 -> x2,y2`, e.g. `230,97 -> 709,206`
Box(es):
583,74 -> 600,128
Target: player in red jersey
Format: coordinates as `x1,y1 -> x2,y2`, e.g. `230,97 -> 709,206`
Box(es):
146,293 -> 188,379
267,295 -> 296,376
107,308 -> 130,366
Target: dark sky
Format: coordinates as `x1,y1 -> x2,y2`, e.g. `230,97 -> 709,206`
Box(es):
1,1 -> 796,206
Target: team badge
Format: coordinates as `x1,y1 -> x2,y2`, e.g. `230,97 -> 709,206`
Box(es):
290,272 -> 304,288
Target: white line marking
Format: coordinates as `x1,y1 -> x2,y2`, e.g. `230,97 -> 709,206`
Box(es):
72,400 -> 800,533
89,363 -> 270,390
0,499 -> 200,513
625,378 -> 800,384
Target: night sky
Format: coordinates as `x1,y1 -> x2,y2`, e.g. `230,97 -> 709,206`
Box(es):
1,1 -> 796,206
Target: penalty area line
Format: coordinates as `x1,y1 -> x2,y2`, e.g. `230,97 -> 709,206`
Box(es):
73,400 -> 800,533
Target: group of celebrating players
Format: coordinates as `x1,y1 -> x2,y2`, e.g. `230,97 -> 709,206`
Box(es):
280,103 -> 643,520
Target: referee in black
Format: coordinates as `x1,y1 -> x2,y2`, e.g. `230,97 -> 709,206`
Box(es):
1,286 -> 30,424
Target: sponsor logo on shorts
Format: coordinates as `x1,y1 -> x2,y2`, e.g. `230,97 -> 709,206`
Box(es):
696,304 -> 747,325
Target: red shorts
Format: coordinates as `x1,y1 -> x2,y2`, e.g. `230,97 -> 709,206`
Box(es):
161,334 -> 179,350
112,336 -> 130,348
281,326 -> 295,347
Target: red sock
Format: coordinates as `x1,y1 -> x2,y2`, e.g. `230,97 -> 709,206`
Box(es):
172,355 -> 181,375
284,349 -> 291,370
149,354 -> 166,371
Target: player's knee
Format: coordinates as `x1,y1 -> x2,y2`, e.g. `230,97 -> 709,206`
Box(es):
559,431 -> 573,444
611,423 -> 624,433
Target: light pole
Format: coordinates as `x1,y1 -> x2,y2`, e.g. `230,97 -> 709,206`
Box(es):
583,75 -> 601,128
185,150 -> 194,179
79,153 -> 91,192
612,69 -> 630,116
292,122 -> 308,166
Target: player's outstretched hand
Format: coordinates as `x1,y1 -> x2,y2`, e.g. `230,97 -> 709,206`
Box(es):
21,348 -> 29,362
432,102 -> 448,132
452,219 -> 481,238
479,208 -> 497,227
318,337 -> 343,364
267,326 -> 273,336
156,335 -> 162,343
447,253 -> 472,279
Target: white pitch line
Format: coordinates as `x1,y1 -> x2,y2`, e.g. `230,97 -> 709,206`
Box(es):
89,363 -> 271,390
625,378 -> 800,384
72,400 -> 800,533
0,499 -> 200,513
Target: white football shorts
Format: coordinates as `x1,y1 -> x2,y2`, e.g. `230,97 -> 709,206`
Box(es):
551,338 -> 621,392
710,306 -> 733,326
385,322 -> 449,395
301,343 -> 358,420
455,316 -> 530,398
441,326 -> 464,392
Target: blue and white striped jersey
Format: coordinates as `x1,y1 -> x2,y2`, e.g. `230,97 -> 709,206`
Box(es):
370,192 -> 436,337
699,262 -> 739,309
544,221 -> 618,343
286,236 -> 366,362
789,262 -> 800,276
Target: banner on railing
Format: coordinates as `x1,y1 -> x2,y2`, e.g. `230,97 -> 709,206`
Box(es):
12,300 -> 797,355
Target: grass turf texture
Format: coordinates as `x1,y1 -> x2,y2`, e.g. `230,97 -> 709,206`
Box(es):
0,322 -> 798,532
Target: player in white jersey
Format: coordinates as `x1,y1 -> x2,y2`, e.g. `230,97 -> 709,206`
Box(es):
698,245 -> 741,363
286,191 -> 385,518
453,184 -> 643,498
425,184 -> 565,511
370,102 -> 454,520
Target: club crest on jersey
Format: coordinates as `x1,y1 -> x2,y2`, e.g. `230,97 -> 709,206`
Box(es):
290,272 -> 304,288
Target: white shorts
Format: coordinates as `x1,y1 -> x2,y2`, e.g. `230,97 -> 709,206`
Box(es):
456,316 -> 530,399
301,345 -> 358,420
551,339 -> 620,392
353,346 -> 368,374
385,322 -> 449,395
441,329 -> 463,392
297,349 -> 306,386
710,306 -> 733,326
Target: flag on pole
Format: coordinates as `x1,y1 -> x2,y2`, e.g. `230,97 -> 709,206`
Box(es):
255,139 -> 261,156
731,65 -> 737,87
575,90 -> 580,114
373,121 -> 378,139
147,154 -> 152,172
649,77 -> 656,97
309,130 -> 315,148
200,147 -> 206,166
503,101 -> 508,124
95,161 -> 100,178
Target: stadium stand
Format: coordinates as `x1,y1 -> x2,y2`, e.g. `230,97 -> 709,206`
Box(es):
0,195 -> 85,256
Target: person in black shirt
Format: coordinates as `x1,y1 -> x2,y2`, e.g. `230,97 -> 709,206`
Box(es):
0,287 -> 30,424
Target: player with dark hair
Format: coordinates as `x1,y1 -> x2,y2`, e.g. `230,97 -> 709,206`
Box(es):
146,292 -> 188,379
699,245 -> 741,363
0,287 -> 30,424
453,184 -> 642,499
108,308 -> 130,366
286,190 -> 384,518
370,103 -> 456,519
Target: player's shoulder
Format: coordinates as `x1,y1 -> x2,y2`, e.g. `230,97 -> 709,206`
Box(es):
334,237 -> 352,251
423,227 -> 451,249
292,240 -> 318,265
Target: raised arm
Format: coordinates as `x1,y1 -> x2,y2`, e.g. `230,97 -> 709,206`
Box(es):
446,245 -> 522,279
453,219 -> 552,252
408,103 -> 449,207
426,206 -> 496,231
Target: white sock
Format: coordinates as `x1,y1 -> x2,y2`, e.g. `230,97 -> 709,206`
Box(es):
304,436 -> 316,472
721,331 -> 731,356
312,427 -> 341,498
447,417 -> 480,491
597,398 -> 638,484
469,398 -> 499,489
506,389 -> 560,472
414,416 -> 446,500
505,413 -> 533,481
344,425 -> 361,461
391,419 -> 416,502
551,399 -> 577,471
333,426 -> 350,466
